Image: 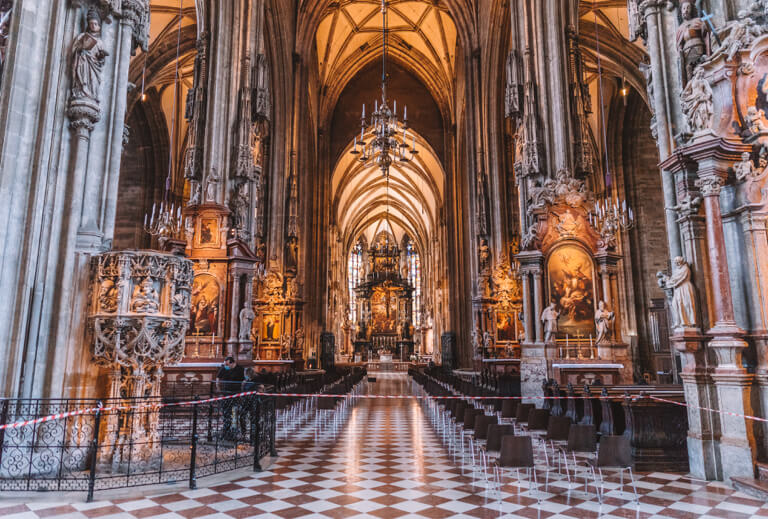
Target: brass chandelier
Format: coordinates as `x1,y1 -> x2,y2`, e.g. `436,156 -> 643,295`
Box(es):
350,0 -> 418,177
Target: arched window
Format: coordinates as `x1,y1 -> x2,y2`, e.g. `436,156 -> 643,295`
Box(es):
348,241 -> 364,322
406,242 -> 421,326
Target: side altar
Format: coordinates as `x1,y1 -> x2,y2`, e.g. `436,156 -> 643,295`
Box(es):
516,168 -> 634,394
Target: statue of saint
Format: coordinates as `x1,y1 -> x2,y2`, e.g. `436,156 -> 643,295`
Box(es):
130,277 -> 160,313
483,331 -> 494,353
594,301 -> 615,345
541,301 -> 560,343
681,68 -> 713,134
472,331 -> 483,360
70,8 -> 109,104
294,327 -> 305,354
478,238 -> 491,272
676,0 -> 710,87
238,305 -> 255,341
658,256 -> 699,330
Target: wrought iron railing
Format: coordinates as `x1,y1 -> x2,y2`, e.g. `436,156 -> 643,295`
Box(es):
0,392 -> 276,501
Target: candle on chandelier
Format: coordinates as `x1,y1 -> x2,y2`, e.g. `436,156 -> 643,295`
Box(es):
362,103 -> 365,118
404,105 -> 407,120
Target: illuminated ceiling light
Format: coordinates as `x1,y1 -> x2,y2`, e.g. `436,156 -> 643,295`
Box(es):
350,0 -> 417,178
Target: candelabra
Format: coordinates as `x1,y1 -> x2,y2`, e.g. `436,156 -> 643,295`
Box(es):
589,196 -> 635,247
349,0 -> 417,177
143,201 -> 183,244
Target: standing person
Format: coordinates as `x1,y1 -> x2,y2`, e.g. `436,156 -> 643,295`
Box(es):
216,357 -> 244,440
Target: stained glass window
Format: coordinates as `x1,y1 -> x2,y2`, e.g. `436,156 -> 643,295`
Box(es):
348,241 -> 363,323
406,242 -> 421,326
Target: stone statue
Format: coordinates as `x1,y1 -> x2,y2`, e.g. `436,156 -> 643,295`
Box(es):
205,169 -> 219,202
231,182 -> 249,230
676,0 -> 710,87
594,301 -> 615,345
734,152 -> 759,181
99,279 -> 118,313
657,256 -> 699,330
541,301 -> 560,343
745,106 -> 768,135
279,333 -> 291,359
471,330 -> 483,359
286,237 -> 298,272
483,331 -> 494,353
478,238 -> 491,272
681,68 -> 713,134
171,290 -> 189,315
238,305 -> 255,341
294,327 -> 305,354
130,277 -> 160,313
70,8 -> 109,105
188,181 -> 201,206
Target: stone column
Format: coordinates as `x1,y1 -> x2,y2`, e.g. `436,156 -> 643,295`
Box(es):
522,272 -> 533,343
533,271 -> 543,344
638,0 -> 683,259
673,330 -> 721,479
740,210 -> 768,458
697,172 -> 755,480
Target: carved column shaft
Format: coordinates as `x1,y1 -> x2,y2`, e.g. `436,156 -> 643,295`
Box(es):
701,181 -> 738,328
522,273 -> 533,342
533,271 -> 543,343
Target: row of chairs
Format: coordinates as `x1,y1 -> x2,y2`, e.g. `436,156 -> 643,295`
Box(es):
411,369 -> 638,505
275,368 -> 367,440
314,370 -> 367,437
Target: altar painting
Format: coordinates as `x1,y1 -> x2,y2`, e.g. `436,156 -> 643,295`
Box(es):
190,274 -> 219,335
496,311 -> 516,342
547,245 -> 595,336
261,313 -> 281,342
371,288 -> 397,334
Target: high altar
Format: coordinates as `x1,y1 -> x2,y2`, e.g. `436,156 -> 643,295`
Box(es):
351,233 -> 415,361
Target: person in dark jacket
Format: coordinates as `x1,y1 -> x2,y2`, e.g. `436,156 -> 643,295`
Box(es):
216,357 -> 244,440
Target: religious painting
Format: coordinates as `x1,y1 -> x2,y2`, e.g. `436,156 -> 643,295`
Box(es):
261,313 -> 281,342
495,311 -> 515,343
199,218 -> 217,246
370,288 -> 397,334
189,274 -> 220,336
547,245 -> 596,337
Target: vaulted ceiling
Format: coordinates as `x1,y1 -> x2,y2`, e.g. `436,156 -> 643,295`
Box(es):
315,0 -> 458,121
332,129 -> 444,256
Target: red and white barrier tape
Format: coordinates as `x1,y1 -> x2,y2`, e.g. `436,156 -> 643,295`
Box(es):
3,389 -> 766,431
649,395 -> 768,423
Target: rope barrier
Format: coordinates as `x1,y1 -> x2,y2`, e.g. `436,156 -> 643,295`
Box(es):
3,389 -> 767,431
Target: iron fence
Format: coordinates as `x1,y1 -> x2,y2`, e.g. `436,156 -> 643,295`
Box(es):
0,392 -> 276,501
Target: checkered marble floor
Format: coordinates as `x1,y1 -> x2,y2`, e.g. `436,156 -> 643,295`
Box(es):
1,372 -> 768,518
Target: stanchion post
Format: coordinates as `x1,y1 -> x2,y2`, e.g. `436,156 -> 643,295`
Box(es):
86,403 -> 103,503
206,399 -> 213,442
252,396 -> 262,472
269,396 -> 278,457
189,398 -> 199,489
0,399 -> 9,469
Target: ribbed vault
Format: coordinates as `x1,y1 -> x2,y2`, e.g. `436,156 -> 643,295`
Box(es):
332,129 -> 444,256
315,0 -> 458,123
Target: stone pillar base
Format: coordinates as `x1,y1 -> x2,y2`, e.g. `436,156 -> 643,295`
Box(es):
521,343 -> 547,406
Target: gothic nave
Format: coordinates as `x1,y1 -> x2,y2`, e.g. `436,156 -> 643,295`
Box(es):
2,0 -> 768,515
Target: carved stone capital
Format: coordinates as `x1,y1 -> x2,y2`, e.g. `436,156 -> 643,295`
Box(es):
121,0 -> 150,51
695,176 -> 725,197
67,99 -> 101,131
638,0 -> 667,19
